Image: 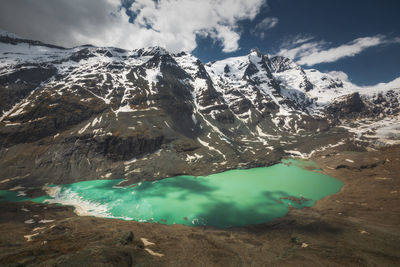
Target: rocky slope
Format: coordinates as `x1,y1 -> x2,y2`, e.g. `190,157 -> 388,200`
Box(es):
0,31 -> 399,188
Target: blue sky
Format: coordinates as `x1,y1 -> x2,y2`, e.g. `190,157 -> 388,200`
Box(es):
1,0 -> 399,85
191,0 -> 400,85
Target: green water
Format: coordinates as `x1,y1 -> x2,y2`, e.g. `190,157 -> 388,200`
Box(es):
0,159 -> 343,228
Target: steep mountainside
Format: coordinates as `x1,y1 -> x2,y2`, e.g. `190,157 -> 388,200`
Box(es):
0,32 -> 399,187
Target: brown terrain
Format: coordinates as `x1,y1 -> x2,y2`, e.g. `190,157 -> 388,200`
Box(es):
0,145 -> 399,266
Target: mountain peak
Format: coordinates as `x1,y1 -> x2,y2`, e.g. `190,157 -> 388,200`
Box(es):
0,31 -> 399,194
137,46 -> 169,56
249,48 -> 263,58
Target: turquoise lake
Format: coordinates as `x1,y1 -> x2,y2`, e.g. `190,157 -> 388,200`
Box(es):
0,159 -> 343,228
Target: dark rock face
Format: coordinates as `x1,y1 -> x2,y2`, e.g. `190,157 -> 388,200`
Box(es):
224,64 -> 230,73
327,80 -> 344,89
0,65 -> 57,114
230,98 -> 253,114
326,92 -> 365,119
269,56 -> 296,73
0,90 -> 107,147
366,90 -> 400,116
0,35 -> 65,49
0,34 -> 399,187
261,101 -> 280,114
300,75 -> 314,92
97,134 -> 165,161
325,90 -> 399,121
214,110 -> 235,124
69,48 -> 97,62
243,62 -> 260,79
193,62 -> 222,109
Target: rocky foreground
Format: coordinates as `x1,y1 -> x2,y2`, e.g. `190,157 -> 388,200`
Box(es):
1,145 -> 399,266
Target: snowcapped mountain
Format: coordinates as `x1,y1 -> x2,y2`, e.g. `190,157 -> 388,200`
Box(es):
0,31 -> 399,187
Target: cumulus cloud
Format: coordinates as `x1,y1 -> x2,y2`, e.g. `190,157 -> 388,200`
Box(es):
250,17 -> 278,39
277,35 -> 397,66
327,71 -> 350,82
0,0 -> 266,53
278,38 -> 326,61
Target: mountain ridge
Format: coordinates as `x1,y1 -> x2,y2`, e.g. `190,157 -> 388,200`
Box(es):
0,32 -> 399,188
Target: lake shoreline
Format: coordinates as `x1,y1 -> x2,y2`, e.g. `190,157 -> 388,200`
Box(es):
0,145 -> 399,266
1,159 -> 344,228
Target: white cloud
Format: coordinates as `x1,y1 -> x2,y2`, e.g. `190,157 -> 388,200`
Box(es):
362,77 -> 400,90
251,17 -> 278,39
327,70 -> 350,82
277,35 -> 397,66
281,34 -> 315,46
278,39 -> 326,61
297,36 -> 384,66
256,17 -> 279,30
0,0 -> 266,53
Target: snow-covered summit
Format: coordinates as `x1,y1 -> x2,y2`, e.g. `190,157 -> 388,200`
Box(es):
0,35 -> 399,185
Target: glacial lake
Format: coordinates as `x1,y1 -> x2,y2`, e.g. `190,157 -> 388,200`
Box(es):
0,159 -> 343,228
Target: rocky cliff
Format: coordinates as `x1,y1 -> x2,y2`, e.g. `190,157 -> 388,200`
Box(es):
0,32 -> 399,187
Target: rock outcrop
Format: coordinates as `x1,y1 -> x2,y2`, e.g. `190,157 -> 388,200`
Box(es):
0,32 -> 399,187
